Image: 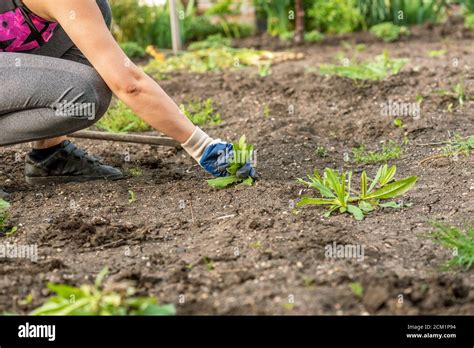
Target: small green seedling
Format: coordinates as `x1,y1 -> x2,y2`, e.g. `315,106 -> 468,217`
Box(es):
180,98 -> 222,126
441,134 -> 474,158
348,282 -> 364,298
30,267 -> 176,315
258,63 -> 271,78
319,51 -> 408,81
315,146 -> 328,158
207,135 -> 255,189
393,118 -> 404,128
352,140 -> 402,163
370,22 -> 409,42
428,49 -> 447,58
433,80 -> 473,107
128,190 -> 137,204
297,164 -> 417,220
430,222 -> 474,271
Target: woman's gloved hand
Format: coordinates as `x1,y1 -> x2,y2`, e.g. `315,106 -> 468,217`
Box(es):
181,127 -> 256,179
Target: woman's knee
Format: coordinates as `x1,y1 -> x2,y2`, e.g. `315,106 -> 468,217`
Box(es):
68,68 -> 112,127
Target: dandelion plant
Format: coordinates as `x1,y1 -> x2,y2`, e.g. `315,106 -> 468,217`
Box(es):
297,164 -> 417,220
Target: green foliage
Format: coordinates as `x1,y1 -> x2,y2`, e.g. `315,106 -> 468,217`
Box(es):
258,63 -> 272,77
180,99 -> 222,126
427,49 -> 447,57
97,101 -> 150,133
254,0 -> 292,36
465,13 -> 474,29
349,282 -> 364,298
145,46 -> 281,77
433,80 -> 473,107
304,30 -> 325,42
207,136 -> 255,189
315,146 -> 328,158
352,140 -> 402,163
370,22 -> 408,42
0,199 -> 16,237
357,0 -> 447,27
187,34 -> 232,51
307,0 -> 362,34
319,51 -> 408,80
461,0 -> 474,13
440,134 -> 474,158
430,222 -> 474,271
297,164 -> 417,220
30,267 -> 176,316
120,42 -> 146,58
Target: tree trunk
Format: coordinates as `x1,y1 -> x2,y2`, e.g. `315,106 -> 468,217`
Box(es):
294,0 -> 305,45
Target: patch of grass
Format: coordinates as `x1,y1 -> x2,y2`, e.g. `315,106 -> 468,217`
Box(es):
144,46 -> 299,78
370,22 -> 409,42
202,256 -> 214,271
180,98 -> 222,126
348,282 -> 364,298
263,104 -> 271,119
433,79 -> 473,107
431,222 -> 474,271
441,133 -> 474,158
128,167 -> 143,177
352,140 -> 402,163
319,50 -> 408,81
207,135 -> 255,189
30,267 -> 176,315
97,101 -> 150,133
428,49 -> 447,57
297,164 -> 417,220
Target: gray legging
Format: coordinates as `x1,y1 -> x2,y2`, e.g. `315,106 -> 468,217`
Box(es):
0,0 -> 112,147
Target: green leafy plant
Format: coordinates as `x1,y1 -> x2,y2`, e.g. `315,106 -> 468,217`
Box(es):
352,140 -> 402,163
465,13 -> 474,29
0,199 -> 17,236
430,222 -> 474,271
128,190 -> 137,204
297,164 -> 417,220
349,282 -> 364,298
315,146 -> 328,158
357,0 -> 446,27
319,51 -> 408,81
180,98 -> 222,126
97,101 -> 150,133
304,30 -> 325,42
258,63 -> 272,77
207,135 -> 255,189
187,34 -> 232,51
369,22 -> 409,42
254,0 -> 292,36
30,267 -> 176,316
120,42 -> 146,59
307,0 -> 362,34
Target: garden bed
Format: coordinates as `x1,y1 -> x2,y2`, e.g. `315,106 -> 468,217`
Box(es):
0,24 -> 473,315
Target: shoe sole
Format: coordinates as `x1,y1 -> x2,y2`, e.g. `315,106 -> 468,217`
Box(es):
25,173 -> 124,185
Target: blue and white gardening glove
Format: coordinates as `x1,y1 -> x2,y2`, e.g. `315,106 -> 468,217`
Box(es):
181,127 -> 256,179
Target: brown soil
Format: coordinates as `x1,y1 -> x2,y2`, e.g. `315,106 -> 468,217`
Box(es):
1,22 -> 473,315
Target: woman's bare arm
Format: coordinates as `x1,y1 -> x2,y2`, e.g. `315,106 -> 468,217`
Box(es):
33,0 -> 195,143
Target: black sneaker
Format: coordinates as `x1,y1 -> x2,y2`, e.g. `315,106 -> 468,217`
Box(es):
25,141 -> 123,184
